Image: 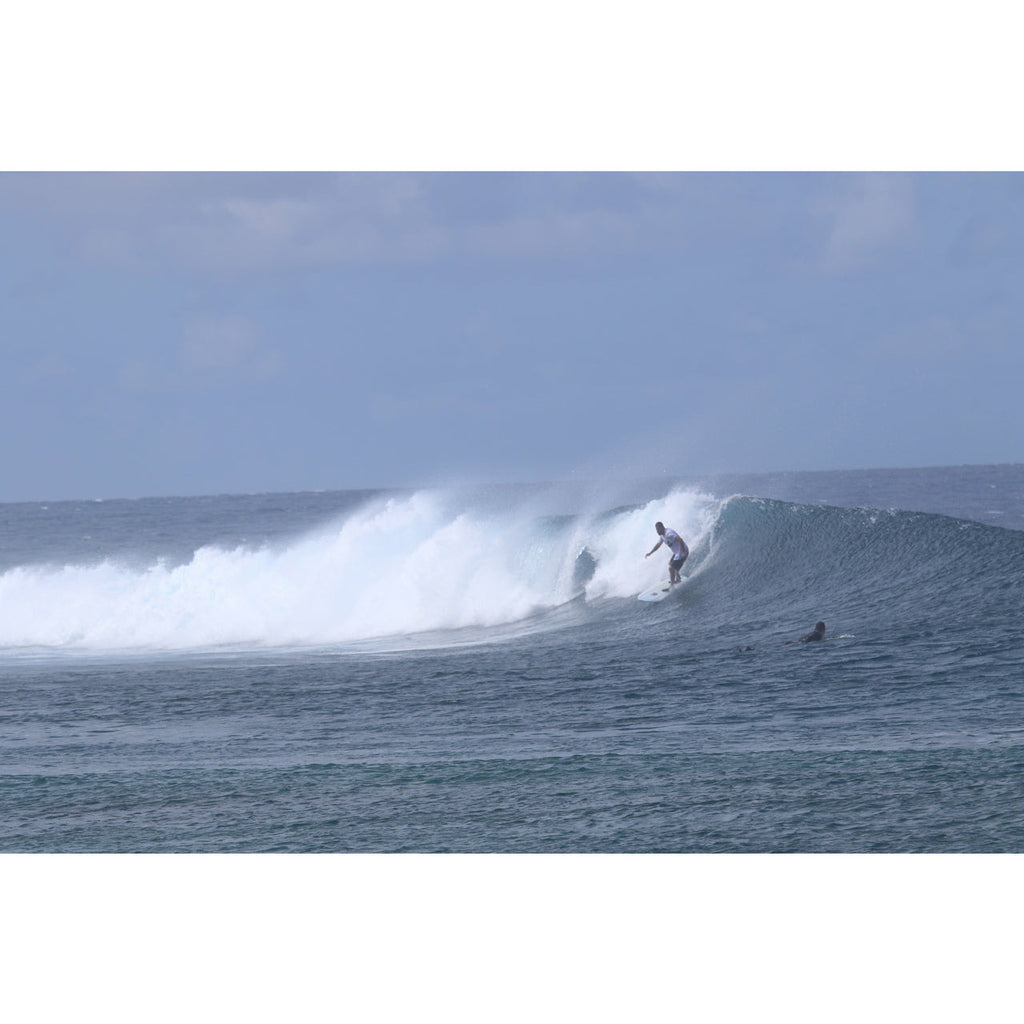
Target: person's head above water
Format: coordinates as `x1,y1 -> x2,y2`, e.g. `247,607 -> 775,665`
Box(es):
803,621 -> 826,641
787,620 -> 827,645
655,522 -> 665,535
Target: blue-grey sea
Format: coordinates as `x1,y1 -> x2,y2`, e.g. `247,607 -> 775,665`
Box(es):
2,464 -> 1022,852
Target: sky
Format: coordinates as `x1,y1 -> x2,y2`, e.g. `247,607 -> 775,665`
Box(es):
2,4 -> 1023,502
3,171 -> 1023,501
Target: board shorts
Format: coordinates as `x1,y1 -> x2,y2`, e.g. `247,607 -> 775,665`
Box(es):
669,554 -> 687,573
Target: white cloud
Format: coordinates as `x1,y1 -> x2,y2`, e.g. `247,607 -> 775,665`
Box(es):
220,198 -> 318,242
949,213 -> 1016,266
25,353 -> 75,380
818,173 -> 917,269
1,172 -> 715,274
115,315 -> 283,393
180,315 -> 282,381
154,176 -> 442,270
78,227 -> 140,267
464,207 -> 643,259
874,310 -> 1008,363
6,172 -> 924,280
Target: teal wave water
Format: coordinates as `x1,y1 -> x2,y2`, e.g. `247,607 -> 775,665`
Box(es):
1,465 -> 1022,851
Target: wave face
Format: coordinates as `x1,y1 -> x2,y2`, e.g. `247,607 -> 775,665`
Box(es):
692,496 -> 1024,640
1,484 -> 1021,655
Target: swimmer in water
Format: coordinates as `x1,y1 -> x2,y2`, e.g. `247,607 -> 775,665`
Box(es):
786,621 -> 826,644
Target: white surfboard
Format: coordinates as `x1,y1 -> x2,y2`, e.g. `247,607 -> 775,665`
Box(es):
638,581 -> 676,603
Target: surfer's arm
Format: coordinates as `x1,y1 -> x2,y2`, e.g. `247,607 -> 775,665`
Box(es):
645,540 -> 663,558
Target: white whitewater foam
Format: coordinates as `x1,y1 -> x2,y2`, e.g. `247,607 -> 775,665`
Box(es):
0,487 -> 721,652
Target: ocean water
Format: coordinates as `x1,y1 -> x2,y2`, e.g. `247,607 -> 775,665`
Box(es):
1,464 -> 1022,853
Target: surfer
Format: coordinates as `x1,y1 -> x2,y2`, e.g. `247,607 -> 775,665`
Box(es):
645,522 -> 688,585
786,621 -> 826,644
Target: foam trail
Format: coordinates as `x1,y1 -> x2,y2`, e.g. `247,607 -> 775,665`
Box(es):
0,488 -> 721,653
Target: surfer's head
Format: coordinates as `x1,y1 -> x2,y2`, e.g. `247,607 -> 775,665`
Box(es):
655,522 -> 665,535
814,621 -> 826,634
